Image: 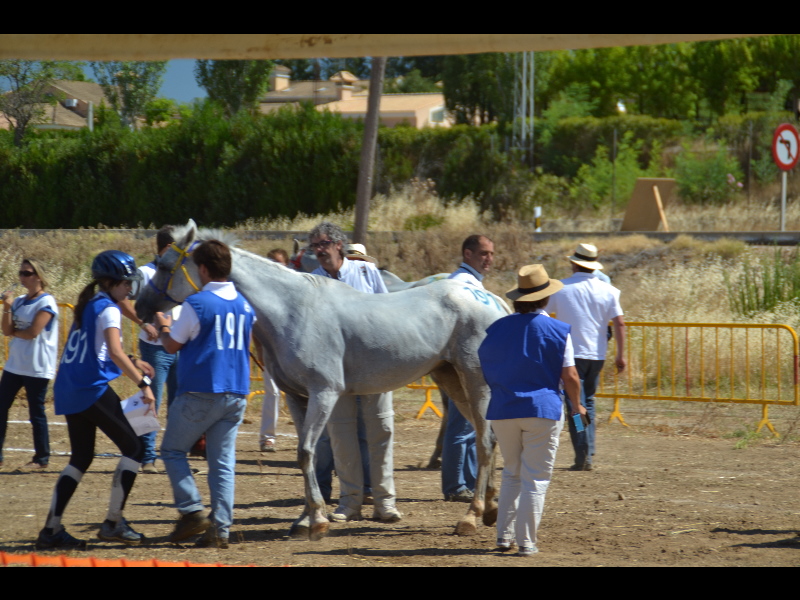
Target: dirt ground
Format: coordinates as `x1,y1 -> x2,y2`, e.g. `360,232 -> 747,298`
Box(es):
2,389 -> 800,567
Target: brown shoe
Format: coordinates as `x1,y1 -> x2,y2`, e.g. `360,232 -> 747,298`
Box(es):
19,462 -> 47,471
195,528 -> 229,549
168,511 -> 212,543
141,463 -> 159,474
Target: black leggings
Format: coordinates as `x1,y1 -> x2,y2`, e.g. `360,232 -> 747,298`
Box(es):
66,386 -> 143,473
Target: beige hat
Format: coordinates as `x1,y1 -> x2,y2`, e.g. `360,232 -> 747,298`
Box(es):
345,243 -> 377,264
506,265 -> 564,302
568,243 -> 604,271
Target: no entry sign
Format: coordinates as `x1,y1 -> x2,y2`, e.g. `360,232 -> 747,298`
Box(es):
773,124 -> 800,172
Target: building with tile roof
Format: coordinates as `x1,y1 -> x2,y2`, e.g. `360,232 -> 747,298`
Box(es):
260,67 -> 452,129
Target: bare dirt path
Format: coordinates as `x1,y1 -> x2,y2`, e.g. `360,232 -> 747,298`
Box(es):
1,393 -> 799,567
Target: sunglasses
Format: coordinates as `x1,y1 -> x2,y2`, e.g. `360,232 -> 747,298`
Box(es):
308,240 -> 337,251
18,270 -> 36,278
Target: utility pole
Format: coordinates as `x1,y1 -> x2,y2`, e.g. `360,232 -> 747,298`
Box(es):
353,57 -> 386,244
512,52 -> 535,168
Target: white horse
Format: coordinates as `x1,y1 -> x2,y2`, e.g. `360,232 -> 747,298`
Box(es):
291,239 -> 450,292
137,221 -> 507,541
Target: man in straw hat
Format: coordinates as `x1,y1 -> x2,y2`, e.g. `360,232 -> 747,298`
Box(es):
547,243 -> 626,472
441,234 -> 495,503
479,264 -> 585,556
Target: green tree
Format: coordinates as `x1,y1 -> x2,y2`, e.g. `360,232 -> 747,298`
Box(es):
442,53 -> 515,125
195,59 -> 274,118
384,69 -> 440,94
0,60 -> 82,146
91,61 -> 167,130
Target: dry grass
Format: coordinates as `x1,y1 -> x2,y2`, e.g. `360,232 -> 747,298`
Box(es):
3,185 -> 800,439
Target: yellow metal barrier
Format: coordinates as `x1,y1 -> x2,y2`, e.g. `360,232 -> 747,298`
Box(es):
597,322 -> 800,436
407,376 -> 443,419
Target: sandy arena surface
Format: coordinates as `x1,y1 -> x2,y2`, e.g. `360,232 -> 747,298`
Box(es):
1,390 -> 800,567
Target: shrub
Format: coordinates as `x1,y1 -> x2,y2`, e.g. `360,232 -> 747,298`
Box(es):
675,147 -> 744,205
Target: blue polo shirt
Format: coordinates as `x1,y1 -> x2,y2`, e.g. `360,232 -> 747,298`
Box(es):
480,312 -> 571,422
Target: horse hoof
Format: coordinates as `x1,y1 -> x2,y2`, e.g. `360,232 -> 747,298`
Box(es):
455,519 -> 478,537
288,525 -> 310,541
483,506 -> 498,527
310,522 -> 330,542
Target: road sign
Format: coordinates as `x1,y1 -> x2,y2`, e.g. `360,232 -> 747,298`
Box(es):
773,123 -> 800,172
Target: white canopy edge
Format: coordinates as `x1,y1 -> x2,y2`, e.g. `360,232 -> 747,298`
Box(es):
0,34 -> 779,61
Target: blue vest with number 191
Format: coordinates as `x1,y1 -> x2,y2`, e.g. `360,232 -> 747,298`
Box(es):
54,294 -> 122,416
176,290 -> 254,397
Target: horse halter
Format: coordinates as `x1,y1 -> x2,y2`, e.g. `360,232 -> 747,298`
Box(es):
148,241 -> 202,304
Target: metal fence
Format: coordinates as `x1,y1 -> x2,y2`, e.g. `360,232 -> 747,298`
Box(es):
596,322 -> 800,436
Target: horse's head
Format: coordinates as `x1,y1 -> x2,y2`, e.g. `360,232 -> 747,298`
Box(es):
135,219 -> 203,322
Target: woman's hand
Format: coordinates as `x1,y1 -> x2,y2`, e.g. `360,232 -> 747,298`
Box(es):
1,292 -> 13,311
134,358 -> 155,378
140,385 -> 156,406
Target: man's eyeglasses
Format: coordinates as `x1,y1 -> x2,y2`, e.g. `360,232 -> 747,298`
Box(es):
308,240 -> 336,251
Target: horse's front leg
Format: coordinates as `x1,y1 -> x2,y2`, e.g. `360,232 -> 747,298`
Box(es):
288,392 -> 337,542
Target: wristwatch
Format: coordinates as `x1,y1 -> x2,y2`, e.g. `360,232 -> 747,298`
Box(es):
138,375 -> 152,389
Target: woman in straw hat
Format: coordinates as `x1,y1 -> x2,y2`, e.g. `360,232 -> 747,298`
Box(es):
478,265 -> 586,557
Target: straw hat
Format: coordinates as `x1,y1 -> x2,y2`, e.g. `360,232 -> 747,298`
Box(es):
345,243 -> 377,264
506,265 -> 564,302
567,243 -> 604,271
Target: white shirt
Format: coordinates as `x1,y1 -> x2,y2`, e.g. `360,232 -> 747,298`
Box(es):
313,258 -> 388,294
547,272 -> 623,361
534,308 -> 575,368
5,293 -> 59,379
95,293 -> 122,364
170,281 -> 248,344
449,263 -> 484,289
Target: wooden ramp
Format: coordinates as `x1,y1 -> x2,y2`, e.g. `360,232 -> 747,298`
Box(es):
620,178 -> 677,232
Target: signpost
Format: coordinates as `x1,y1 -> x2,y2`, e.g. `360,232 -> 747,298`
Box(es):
773,124 -> 800,232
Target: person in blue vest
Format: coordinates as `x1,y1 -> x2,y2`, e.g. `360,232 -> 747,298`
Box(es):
154,239 -> 255,550
37,251 -> 156,551
479,264 -> 586,557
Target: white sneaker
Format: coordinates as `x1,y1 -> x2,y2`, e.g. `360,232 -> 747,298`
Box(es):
372,507 -> 403,523
330,506 -> 362,523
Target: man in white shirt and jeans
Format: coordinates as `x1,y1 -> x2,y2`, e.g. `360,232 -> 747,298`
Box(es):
548,243 -> 626,472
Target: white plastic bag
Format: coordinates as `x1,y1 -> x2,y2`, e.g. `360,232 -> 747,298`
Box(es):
121,391 -> 160,437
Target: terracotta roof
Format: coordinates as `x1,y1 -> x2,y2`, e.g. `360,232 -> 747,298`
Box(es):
48,80 -> 110,107
36,102 -> 88,129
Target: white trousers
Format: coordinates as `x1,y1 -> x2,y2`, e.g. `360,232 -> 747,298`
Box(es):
329,392 -> 396,512
492,416 -> 564,550
259,375 -> 281,442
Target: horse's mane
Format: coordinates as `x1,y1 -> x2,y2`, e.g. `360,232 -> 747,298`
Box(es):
196,227 -> 239,248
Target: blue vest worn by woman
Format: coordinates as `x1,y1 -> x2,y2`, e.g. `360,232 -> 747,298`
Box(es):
479,313 -> 571,422
177,290 -> 254,397
54,294 -> 122,416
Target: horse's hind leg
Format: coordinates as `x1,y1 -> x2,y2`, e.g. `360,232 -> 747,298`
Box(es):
421,389 -> 449,469
432,365 -> 494,537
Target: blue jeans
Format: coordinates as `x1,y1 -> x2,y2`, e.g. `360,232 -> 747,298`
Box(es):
315,396 -> 371,503
161,392 -> 246,538
0,371 -> 51,466
441,395 -> 477,498
565,359 -> 604,466
138,341 -> 178,465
